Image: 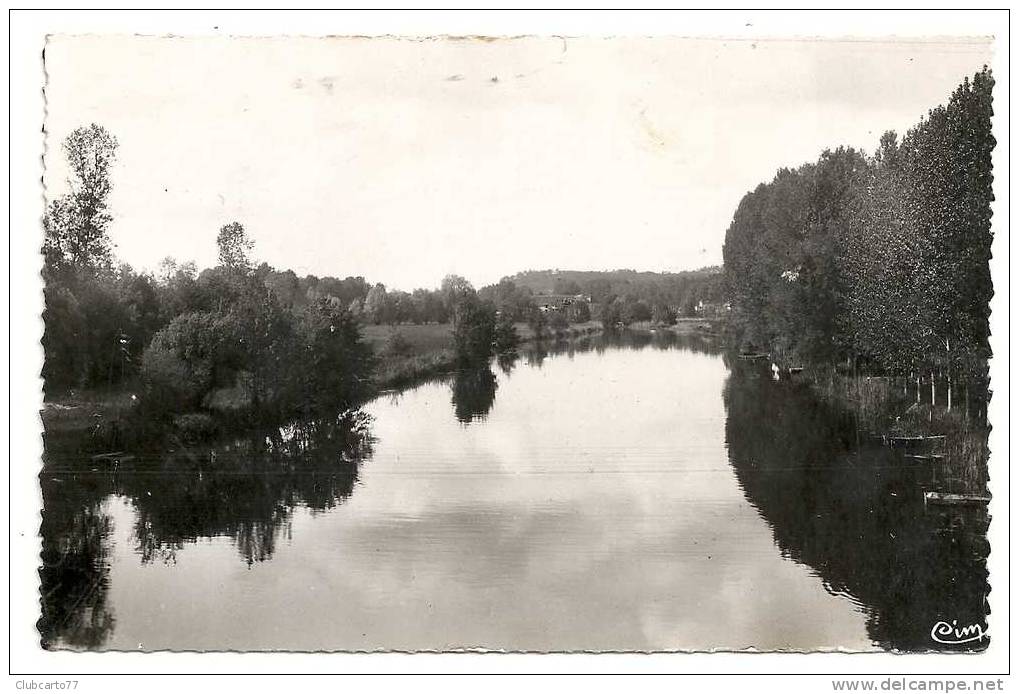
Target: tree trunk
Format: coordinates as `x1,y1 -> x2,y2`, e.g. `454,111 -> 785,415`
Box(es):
930,371 -> 936,408
947,371 -> 952,412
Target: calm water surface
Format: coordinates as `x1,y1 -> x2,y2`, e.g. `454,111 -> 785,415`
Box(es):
39,333 -> 988,651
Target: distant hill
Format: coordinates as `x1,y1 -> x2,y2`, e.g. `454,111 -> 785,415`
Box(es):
504,267 -> 722,295
502,267 -> 726,314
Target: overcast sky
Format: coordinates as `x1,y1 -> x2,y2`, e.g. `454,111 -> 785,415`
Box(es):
43,35 -> 992,291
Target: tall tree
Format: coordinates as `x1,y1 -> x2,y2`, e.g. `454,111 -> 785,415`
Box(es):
216,221 -> 254,270
441,274 -> 476,315
363,283 -> 390,325
43,124 -> 118,277
451,295 -> 496,364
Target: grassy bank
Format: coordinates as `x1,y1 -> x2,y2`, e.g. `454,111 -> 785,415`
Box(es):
624,317 -> 725,336
364,320 -> 603,391
43,319 -> 607,444
806,368 -> 989,496
42,383 -> 142,435
522,320 -> 603,341
361,323 -> 458,390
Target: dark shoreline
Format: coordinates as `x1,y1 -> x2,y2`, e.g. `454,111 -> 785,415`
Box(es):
729,358 -> 989,498
38,321 -> 608,448
43,316 -> 984,499
38,318 -> 724,432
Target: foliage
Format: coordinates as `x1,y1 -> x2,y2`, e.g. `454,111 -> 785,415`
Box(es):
600,298 -> 626,329
629,299 -> 653,323
723,67 -> 993,386
451,295 -> 497,364
651,303 -> 677,326
525,306 -> 548,339
287,299 -> 375,417
506,267 -> 726,324
43,124 -> 118,278
363,283 -> 391,325
216,222 -> 254,270
441,274 -> 476,314
451,367 -> 498,423
478,278 -> 534,321
140,311 -> 243,411
567,300 -> 592,323
493,314 -> 520,353
41,285 -> 86,391
547,310 -> 569,331
384,330 -> 414,358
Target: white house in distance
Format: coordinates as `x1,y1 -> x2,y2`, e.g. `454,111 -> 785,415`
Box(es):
695,300 -> 731,317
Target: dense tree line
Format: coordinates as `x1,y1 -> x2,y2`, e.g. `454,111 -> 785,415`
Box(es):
43,126 -> 373,421
42,119 -> 735,417
723,68 -> 993,404
507,267 -> 727,324
41,125 -> 523,414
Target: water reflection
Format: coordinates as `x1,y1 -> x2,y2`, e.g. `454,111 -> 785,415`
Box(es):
39,413 -> 372,649
38,477 -> 116,650
451,367 -> 499,424
496,351 -> 519,376
724,371 -> 990,652
38,330 -> 988,652
452,332 -> 720,425
519,330 -> 722,369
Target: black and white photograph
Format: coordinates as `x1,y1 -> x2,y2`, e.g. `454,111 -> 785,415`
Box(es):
7,7 -> 1012,685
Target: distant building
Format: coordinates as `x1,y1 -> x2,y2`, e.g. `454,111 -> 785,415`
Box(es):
536,293 -> 590,313
695,300 -> 730,318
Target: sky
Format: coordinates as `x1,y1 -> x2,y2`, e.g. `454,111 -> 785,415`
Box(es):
43,35 -> 993,291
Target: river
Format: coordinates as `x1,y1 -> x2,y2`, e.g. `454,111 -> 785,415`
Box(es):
38,332 -> 989,652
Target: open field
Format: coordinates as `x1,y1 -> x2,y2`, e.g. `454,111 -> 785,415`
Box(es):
361,323 -> 454,354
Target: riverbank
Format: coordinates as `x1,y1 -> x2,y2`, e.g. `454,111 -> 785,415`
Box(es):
801,367 -> 989,497
365,320 -> 603,390
41,320 -> 607,441
41,383 -> 141,436
625,317 -> 725,337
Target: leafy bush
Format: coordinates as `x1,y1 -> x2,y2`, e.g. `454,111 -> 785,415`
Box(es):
140,311 -> 240,412
41,286 -> 86,394
284,299 -> 375,416
566,300 -> 591,323
451,297 -> 496,364
548,311 -> 569,332
384,330 -> 414,358
493,315 -> 520,353
172,412 -> 218,443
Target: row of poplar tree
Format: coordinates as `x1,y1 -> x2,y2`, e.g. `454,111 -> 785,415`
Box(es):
723,67 -> 994,406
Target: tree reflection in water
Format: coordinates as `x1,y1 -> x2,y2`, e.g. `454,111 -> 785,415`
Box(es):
38,410 -> 373,649
724,369 -> 990,652
38,475 -> 116,650
452,331 -> 721,426
496,351 -> 519,377
451,367 -> 499,424
54,331 -> 973,653
519,330 -> 720,368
